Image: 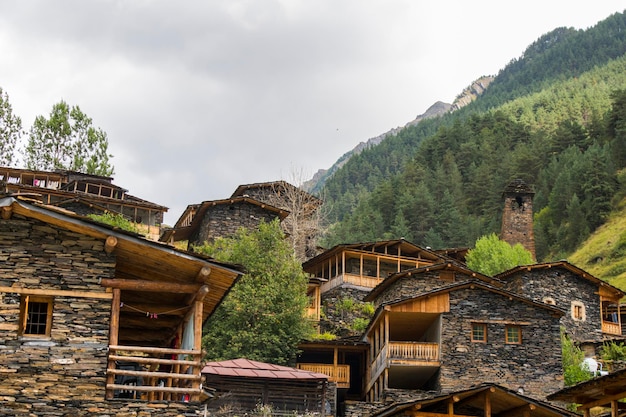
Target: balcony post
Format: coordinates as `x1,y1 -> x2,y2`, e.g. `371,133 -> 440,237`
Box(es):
106,288 -> 121,400
384,313 -> 389,346
192,300 -> 203,401
619,302 -> 622,335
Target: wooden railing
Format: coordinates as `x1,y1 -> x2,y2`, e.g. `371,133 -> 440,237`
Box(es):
320,274 -> 383,292
602,321 -> 622,336
367,342 -> 440,395
106,345 -> 202,402
388,341 -> 439,361
297,363 -> 350,388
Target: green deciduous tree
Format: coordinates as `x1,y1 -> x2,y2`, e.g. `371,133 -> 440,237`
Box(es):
0,88 -> 22,166
196,220 -> 314,365
25,100 -> 114,176
562,331 -> 592,386
466,233 -> 534,276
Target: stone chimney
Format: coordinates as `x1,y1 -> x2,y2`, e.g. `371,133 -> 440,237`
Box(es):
500,179 -> 536,260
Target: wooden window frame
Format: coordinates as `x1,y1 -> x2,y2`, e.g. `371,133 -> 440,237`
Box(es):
19,295 -> 53,338
471,323 -> 487,342
505,325 -> 522,344
571,301 -> 586,321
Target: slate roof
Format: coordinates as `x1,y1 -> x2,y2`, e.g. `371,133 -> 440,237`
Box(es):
495,260 -> 625,298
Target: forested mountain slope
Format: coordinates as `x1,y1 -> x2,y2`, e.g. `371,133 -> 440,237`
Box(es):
320,11 -> 626,267
569,196 -> 626,290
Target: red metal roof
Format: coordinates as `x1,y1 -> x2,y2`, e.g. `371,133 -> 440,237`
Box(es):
201,358 -> 328,380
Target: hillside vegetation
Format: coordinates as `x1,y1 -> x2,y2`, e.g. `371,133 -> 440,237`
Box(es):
319,11 -> 626,281
569,193 -> 626,289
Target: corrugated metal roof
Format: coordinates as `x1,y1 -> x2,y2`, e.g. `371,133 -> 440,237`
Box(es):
201,358 -> 328,380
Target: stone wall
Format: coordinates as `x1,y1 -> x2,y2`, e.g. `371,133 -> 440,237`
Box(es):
500,180 -> 536,259
502,267 -> 602,342
0,399 -> 200,416
320,285 -> 372,338
191,201 -> 281,246
439,287 -> 562,400
0,214 -> 119,415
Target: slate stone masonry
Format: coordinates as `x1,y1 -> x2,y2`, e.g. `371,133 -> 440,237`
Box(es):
502,267 -> 603,342
439,287 -> 563,399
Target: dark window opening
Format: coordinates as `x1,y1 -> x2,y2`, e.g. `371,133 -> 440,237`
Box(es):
20,296 -> 53,337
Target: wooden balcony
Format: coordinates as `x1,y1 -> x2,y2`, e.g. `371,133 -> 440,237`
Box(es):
106,345 -> 203,402
388,341 -> 439,362
297,363 -> 350,389
602,320 -> 622,336
368,341 -> 440,394
321,273 -> 383,292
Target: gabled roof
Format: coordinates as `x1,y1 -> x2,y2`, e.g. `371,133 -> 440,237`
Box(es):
374,383 -> 576,417
364,280 -> 564,336
495,261 -> 625,299
160,196 -> 289,243
547,367 -> 626,405
231,180 -> 322,205
303,239 -> 443,270
0,196 -> 243,346
364,261 -> 502,302
1,166 -> 168,212
202,358 -> 328,380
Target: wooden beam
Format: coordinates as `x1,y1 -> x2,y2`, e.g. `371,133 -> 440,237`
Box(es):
577,390 -> 626,410
104,236 -> 118,255
186,285 -> 210,305
0,286 -> 112,299
484,390 -> 492,417
110,288 -> 120,345
196,266 -> 211,281
106,288 -> 121,400
101,278 -> 202,293
1,206 -> 12,220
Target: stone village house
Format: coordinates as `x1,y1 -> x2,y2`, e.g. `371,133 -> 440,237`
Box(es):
161,181 -> 323,262
293,180 -> 625,415
295,239 -> 625,415
0,166 -> 168,240
155,178 -> 625,415
4,173 -> 623,416
0,195 -> 243,416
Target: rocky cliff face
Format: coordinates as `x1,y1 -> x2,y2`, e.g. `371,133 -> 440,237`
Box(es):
303,75 -> 494,193
451,75 -> 494,110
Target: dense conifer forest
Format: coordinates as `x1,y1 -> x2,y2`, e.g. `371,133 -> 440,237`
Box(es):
320,11 -> 626,264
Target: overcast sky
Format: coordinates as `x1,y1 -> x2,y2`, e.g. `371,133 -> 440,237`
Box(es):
1,1 -> 624,225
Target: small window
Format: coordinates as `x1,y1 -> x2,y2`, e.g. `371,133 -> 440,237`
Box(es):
543,297 -> 556,305
571,301 -> 586,321
505,326 -> 522,344
471,323 -> 487,342
20,296 -> 53,337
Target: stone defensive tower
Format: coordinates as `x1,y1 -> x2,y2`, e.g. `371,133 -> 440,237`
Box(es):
500,179 -> 536,260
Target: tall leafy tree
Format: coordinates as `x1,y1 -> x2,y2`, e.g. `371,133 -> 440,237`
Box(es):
25,100 -> 114,176
466,233 -> 534,276
0,87 -> 22,166
196,220 -> 313,365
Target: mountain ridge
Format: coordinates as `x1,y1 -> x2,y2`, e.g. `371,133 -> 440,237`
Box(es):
303,76 -> 494,193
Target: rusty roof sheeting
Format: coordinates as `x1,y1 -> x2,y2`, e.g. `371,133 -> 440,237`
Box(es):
201,358 -> 328,380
